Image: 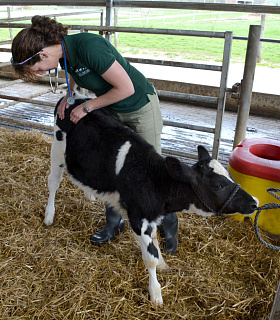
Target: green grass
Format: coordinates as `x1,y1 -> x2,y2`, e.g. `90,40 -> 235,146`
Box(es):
112,10 -> 280,66
3,8 -> 280,67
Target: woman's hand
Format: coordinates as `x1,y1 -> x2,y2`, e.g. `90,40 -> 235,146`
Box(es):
58,96 -> 88,124
57,96 -> 69,120
70,102 -> 88,124
57,88 -> 76,120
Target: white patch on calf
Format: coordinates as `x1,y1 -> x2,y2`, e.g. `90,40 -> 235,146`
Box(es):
97,190 -> 128,218
72,90 -> 87,100
183,204 -> 214,217
67,173 -> 127,218
115,141 -> 131,175
155,215 -> 164,226
209,159 -> 233,182
253,196 -> 259,207
52,124 -> 67,163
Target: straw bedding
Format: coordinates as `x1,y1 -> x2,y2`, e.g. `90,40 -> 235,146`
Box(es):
0,127 -> 279,320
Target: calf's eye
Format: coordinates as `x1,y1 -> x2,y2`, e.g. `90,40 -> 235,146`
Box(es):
214,184 -> 223,190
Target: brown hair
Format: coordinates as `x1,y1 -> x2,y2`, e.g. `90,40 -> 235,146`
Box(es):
11,15 -> 69,81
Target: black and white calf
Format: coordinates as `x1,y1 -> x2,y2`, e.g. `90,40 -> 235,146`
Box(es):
45,97 -> 258,305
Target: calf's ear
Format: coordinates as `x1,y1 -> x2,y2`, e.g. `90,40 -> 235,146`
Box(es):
197,145 -> 211,161
165,156 -> 196,183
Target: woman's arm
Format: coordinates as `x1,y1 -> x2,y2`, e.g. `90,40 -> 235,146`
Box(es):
69,60 -> 135,124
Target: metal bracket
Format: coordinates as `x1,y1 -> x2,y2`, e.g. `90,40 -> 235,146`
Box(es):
231,82 -> 241,100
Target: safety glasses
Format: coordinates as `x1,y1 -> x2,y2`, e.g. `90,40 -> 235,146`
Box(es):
10,50 -> 42,66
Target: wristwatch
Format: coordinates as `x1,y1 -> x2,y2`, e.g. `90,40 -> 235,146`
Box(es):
83,101 -> 90,114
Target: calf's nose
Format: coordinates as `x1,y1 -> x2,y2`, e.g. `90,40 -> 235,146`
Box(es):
251,197 -> 259,212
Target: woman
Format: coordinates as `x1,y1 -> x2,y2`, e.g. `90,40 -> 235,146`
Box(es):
11,15 -> 178,254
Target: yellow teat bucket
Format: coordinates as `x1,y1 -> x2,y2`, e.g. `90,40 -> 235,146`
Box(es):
228,138 -> 280,235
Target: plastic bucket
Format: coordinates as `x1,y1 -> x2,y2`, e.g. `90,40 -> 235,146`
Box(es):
228,138 -> 280,235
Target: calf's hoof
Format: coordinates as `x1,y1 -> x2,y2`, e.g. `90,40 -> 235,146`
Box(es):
151,295 -> 163,307
44,208 -> 54,226
44,216 -> 54,226
157,262 -> 171,274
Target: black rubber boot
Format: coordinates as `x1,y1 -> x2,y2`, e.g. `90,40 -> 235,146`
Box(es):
90,205 -> 125,245
160,213 -> 178,255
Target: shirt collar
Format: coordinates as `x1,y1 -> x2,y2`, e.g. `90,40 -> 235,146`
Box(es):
60,35 -> 79,70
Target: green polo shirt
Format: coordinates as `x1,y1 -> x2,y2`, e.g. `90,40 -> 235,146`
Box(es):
59,33 -> 154,113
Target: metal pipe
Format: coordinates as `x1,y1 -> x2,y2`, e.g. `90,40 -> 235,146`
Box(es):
126,57 -> 222,71
114,1 -> 280,14
7,7 -> 13,40
0,79 -> 22,89
257,14 -> 266,63
0,94 -> 57,108
212,31 -> 232,159
0,115 -> 53,131
233,25 -> 261,149
163,119 -> 215,134
0,23 -> 228,39
161,147 -> 197,160
0,40 -> 12,45
105,0 -> 113,42
0,10 -> 102,23
0,48 -> 11,52
0,1 -> 278,14
269,280 -> 280,320
0,21 -> 278,44
157,90 -> 218,105
233,36 -> 280,44
0,0 -> 105,5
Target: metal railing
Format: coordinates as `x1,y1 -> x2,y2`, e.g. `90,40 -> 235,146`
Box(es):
0,1 -> 279,14
0,16 -> 232,159
0,1 -> 278,159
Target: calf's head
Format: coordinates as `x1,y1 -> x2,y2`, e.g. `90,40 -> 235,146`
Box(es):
166,146 -> 258,216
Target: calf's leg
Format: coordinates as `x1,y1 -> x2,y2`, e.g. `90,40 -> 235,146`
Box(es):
134,219 -> 163,306
152,236 -> 169,273
44,130 -> 66,225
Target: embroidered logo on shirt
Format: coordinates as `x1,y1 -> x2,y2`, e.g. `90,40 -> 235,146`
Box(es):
75,67 -> 91,77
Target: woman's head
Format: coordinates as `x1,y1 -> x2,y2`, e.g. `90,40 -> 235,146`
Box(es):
11,15 -> 69,81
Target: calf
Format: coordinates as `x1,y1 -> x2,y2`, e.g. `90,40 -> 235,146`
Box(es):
45,97 -> 258,305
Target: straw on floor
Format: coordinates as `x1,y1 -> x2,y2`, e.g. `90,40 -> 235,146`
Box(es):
0,127 -> 279,320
